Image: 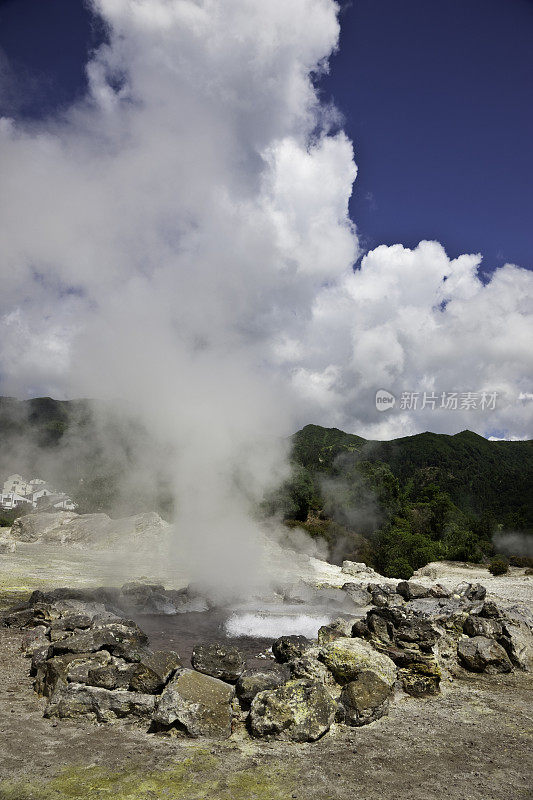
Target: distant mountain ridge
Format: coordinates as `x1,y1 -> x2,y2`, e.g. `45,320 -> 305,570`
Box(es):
1,398 -> 531,576
292,424 -> 533,524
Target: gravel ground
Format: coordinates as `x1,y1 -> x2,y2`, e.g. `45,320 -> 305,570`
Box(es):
413,561 -> 533,608
0,542 -> 532,799
0,624 -> 531,800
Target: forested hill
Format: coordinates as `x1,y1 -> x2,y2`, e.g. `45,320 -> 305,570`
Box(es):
292,424 -> 533,526
1,398 -> 531,576
266,424 -> 532,578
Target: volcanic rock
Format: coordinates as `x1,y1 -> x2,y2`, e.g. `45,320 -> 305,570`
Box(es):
457,636 -> 512,673
319,637 -> 397,686
396,581 -> 431,601
272,635 -> 313,663
153,669 -> 235,738
236,666 -> 290,708
463,615 -> 502,639
44,682 -> 156,722
191,642 -> 245,682
338,670 -> 392,726
249,679 -> 336,742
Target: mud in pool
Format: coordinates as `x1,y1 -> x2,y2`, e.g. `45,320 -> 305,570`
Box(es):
131,606 -> 340,670
132,609 -> 277,671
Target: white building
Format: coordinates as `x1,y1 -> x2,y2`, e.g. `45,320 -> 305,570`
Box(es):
0,474 -> 77,512
0,491 -> 33,510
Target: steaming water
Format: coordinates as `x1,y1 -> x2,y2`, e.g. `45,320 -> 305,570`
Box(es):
224,611 -> 332,639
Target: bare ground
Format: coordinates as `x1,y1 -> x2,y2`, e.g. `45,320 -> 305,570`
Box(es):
0,623 -> 532,800
1,544 -> 532,799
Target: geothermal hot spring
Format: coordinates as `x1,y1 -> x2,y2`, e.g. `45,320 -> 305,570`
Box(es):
126,584 -> 361,671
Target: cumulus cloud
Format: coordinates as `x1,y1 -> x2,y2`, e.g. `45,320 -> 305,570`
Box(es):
284,241 -> 533,439
0,0 -> 531,580
0,0 -> 359,589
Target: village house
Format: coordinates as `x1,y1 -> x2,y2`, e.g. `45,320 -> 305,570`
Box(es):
0,474 -> 77,512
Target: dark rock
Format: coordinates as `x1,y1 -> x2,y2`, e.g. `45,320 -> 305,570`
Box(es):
351,619 -> 370,639
288,655 -> 331,685
318,618 -> 354,645
399,656 -> 441,696
367,612 -> 394,643
153,669 -> 234,738
479,601 -> 500,619
455,583 -> 487,602
191,642 -> 245,682
367,584 -> 401,608
51,621 -> 148,660
272,635 -> 312,663
396,582 -> 430,601
428,584 -> 452,599
236,666 -> 290,708
87,661 -> 134,690
44,682 -> 155,722
129,650 -> 182,693
35,651 -> 113,696
48,614 -> 94,633
457,636 -> 512,673
463,615 -> 502,639
497,608 -> 533,670
119,582 -> 177,614
249,679 -> 336,742
342,583 -> 372,606
21,626 -> 49,656
30,644 -> 52,675
395,617 -> 440,652
338,670 -> 392,725
320,637 -> 397,686
3,608 -> 39,628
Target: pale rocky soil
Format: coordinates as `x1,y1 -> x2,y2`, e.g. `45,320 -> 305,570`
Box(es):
0,521 -> 532,799
0,623 -> 531,800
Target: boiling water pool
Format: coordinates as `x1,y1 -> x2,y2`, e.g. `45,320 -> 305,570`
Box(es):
133,606 -> 345,671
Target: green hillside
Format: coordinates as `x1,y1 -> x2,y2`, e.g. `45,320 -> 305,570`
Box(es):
267,424 -> 533,577
1,400 -> 531,576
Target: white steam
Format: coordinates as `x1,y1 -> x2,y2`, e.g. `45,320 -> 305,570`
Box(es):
0,0 -> 532,592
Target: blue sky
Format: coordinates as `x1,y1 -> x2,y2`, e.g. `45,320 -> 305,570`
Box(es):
0,0 -> 531,438
1,0 -> 531,273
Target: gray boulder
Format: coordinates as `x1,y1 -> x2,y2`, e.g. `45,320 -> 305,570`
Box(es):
454,582 -> 487,602
44,682 -> 155,722
288,654 -> 332,686
51,621 -> 148,659
35,651 -> 112,696
398,655 -> 441,696
191,642 -> 244,682
395,617 -> 440,652
318,618 -> 354,645
338,670 -> 392,726
249,679 -> 336,742
463,615 -> 502,638
457,636 -> 512,673
153,669 -> 235,739
129,650 -> 182,693
21,626 -> 49,656
272,635 -> 312,663
236,666 -> 290,708
396,581 -> 430,601
320,637 -> 397,686
30,644 -> 52,675
342,583 -> 372,606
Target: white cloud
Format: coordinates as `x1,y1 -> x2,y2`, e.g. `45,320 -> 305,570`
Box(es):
290,241 -> 533,439
0,0 -> 531,471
